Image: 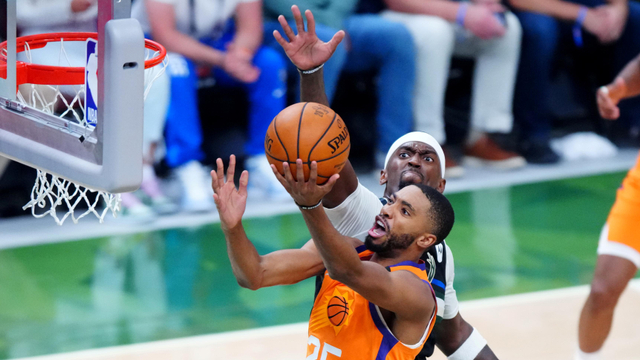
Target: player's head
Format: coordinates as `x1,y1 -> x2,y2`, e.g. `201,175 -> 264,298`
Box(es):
365,183 -> 455,260
380,132 -> 446,196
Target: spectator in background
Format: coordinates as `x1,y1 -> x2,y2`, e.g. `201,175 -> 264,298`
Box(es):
18,0 -> 97,36
263,3 -> 416,168
17,0 -> 97,71
17,0 -> 97,103
509,0 -> 640,164
132,0 -> 289,210
374,0 -> 524,178
122,69 -> 180,220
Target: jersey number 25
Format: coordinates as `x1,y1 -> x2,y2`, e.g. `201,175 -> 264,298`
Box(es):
307,335 -> 342,360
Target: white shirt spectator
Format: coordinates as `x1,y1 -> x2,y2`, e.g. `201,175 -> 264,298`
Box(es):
16,1 -> 97,67
132,0 -> 257,39
17,0 -> 97,36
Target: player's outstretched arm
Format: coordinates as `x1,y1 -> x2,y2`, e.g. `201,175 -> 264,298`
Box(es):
597,52 -> 640,120
212,156 -> 325,289
273,7 -> 358,208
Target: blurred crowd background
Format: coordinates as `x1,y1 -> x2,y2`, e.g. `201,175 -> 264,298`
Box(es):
1,0 -> 639,221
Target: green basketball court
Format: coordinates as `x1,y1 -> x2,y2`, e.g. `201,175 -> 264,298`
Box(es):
1,171 -> 636,359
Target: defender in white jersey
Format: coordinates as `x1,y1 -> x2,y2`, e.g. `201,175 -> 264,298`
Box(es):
271,7 -> 496,360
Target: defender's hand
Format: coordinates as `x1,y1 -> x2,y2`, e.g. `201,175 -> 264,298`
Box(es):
597,77 -> 627,120
211,155 -> 249,231
271,159 -> 339,207
272,5 -> 345,71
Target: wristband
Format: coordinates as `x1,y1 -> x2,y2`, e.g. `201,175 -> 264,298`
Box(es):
298,63 -> 324,75
447,327 -> 487,360
456,3 -> 468,28
573,6 -> 588,48
296,200 -> 322,210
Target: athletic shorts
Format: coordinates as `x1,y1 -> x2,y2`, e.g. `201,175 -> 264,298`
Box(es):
598,155 -> 640,268
597,224 -> 640,268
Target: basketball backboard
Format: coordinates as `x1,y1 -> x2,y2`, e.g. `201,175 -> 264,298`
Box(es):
0,0 -> 145,193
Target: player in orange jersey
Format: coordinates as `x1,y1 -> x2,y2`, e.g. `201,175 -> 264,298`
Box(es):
575,55 -> 640,360
212,155 -> 454,359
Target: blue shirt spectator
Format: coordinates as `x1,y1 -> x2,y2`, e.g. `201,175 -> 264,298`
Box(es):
509,0 -> 640,163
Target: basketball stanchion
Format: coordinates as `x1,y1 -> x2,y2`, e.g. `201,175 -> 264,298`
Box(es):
0,32 -> 167,225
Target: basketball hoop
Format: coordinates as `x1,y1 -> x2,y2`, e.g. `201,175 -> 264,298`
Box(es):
0,32 -> 165,86
0,32 -> 167,225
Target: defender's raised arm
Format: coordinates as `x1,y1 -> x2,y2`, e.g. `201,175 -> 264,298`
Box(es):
272,6 -> 358,208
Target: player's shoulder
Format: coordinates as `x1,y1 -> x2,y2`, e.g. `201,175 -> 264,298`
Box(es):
327,181 -> 380,211
386,263 -> 436,309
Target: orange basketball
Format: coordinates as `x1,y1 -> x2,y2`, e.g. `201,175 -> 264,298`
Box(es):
327,295 -> 349,327
265,102 -> 350,184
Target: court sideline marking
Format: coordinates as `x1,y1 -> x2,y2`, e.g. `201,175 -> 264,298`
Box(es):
15,279 -> 640,360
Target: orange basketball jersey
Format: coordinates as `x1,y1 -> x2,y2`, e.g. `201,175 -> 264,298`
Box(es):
306,247 -> 437,360
606,152 -> 640,251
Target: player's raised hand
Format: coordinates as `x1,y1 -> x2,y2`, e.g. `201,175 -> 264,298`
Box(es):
272,5 -> 345,71
211,155 -> 249,231
271,160 -> 339,207
597,77 -> 627,120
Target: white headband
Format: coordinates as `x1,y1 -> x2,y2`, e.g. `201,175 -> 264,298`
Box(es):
384,131 -> 446,178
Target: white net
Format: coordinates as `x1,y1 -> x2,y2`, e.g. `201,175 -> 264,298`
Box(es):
26,173 -> 122,225
15,36 -> 167,225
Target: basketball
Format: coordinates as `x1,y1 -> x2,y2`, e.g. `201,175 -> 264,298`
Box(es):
327,295 -> 349,327
265,102 -> 350,184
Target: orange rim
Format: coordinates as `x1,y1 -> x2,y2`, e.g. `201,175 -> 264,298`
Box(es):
0,32 -> 166,85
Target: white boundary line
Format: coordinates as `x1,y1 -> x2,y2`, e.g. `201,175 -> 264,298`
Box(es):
17,280 -> 640,360
15,322 -> 309,360
459,279 -> 640,311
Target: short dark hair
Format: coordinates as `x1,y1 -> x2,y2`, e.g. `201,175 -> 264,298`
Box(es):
401,182 -> 455,245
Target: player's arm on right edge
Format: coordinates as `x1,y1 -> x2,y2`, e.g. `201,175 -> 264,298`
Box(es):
211,155 -> 326,289
597,52 -> 640,120
273,6 -> 358,208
